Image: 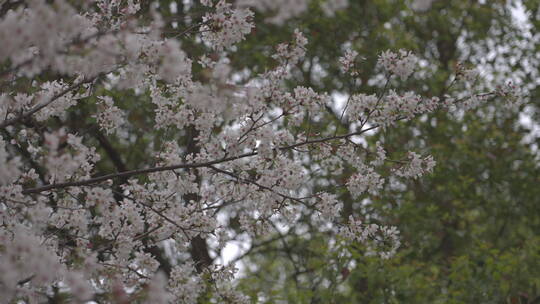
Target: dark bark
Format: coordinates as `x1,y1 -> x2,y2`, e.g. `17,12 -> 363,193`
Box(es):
185,125 -> 213,273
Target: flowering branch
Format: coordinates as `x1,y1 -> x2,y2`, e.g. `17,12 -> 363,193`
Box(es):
21,125 -> 381,194
0,75 -> 102,129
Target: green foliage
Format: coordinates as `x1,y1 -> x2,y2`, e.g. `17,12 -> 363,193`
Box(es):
233,1 -> 540,303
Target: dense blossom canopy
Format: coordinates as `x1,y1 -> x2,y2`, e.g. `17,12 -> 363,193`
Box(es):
0,0 -> 523,303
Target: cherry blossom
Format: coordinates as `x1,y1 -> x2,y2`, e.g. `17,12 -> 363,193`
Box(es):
0,0 -> 523,302
378,49 -> 419,80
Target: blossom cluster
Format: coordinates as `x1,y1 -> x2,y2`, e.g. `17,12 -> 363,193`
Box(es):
201,1 -> 255,51
378,49 -> 419,80
340,216 -> 401,259
339,49 -> 360,76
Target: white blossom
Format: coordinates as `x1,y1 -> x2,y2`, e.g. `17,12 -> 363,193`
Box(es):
272,29 -> 308,65
347,166 -> 385,198
201,1 -> 254,51
370,141 -> 387,167
93,96 -> 125,134
0,136 -> 22,185
317,192 -> 343,221
393,152 -> 436,179
340,216 -> 401,259
339,48 -> 360,76
378,49 -> 418,80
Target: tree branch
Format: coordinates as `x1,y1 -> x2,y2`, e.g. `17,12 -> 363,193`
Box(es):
22,126 -> 379,194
